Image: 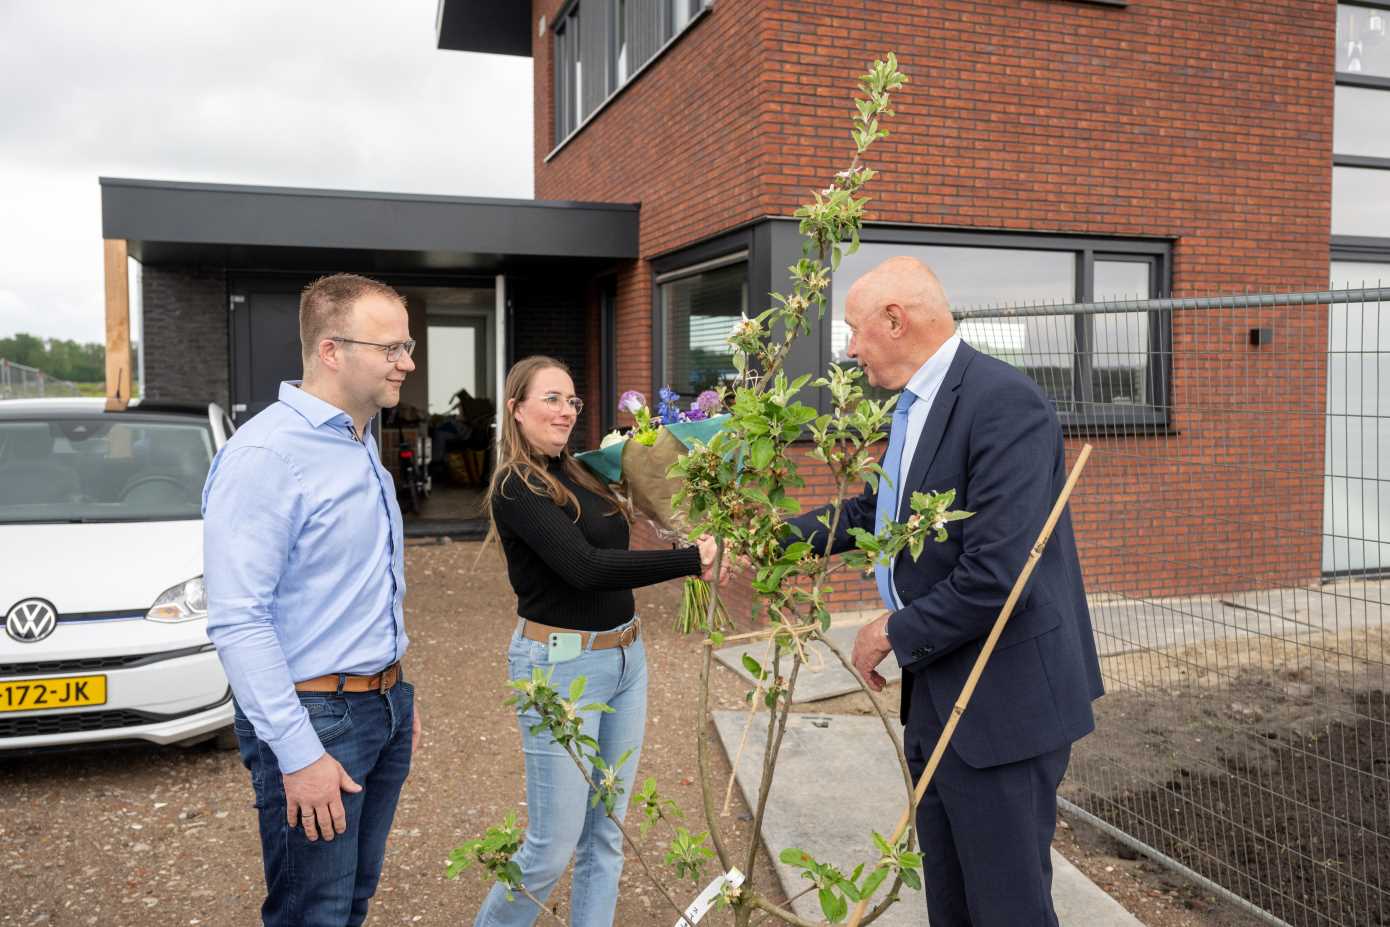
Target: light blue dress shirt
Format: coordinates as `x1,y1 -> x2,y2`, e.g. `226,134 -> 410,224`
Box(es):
887,333 -> 962,608
202,382 -> 407,773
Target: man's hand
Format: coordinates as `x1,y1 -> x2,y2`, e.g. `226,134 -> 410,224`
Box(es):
851,612 -> 895,692
282,753 -> 362,842
412,702 -> 422,753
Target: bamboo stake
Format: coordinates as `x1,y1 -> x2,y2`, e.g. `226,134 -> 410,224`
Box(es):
845,443 -> 1092,927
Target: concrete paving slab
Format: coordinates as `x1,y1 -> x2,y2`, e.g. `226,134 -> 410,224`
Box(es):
713,711 -> 1144,926
713,620 -> 899,703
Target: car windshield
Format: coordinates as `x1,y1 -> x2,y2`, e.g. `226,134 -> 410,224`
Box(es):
0,417 -> 214,523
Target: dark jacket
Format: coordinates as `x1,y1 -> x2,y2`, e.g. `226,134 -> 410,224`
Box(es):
788,341 -> 1104,768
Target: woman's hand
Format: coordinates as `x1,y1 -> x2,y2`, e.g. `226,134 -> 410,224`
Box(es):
697,535 -> 720,582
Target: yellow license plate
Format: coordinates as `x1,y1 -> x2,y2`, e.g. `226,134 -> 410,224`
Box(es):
0,675 -> 107,713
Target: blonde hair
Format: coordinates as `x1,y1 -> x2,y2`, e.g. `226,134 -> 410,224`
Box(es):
481,356 -> 627,553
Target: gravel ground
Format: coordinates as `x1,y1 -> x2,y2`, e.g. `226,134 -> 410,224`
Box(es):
0,540 -> 1264,926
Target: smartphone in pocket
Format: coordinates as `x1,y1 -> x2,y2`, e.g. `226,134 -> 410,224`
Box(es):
548,631 -> 583,664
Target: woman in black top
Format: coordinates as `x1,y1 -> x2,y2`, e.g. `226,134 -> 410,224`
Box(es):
474,355 -> 715,927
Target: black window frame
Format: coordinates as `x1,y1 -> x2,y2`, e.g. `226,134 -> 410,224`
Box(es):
650,232 -> 751,401
830,227 -> 1174,435
1333,3 -> 1390,270
548,0 -> 713,157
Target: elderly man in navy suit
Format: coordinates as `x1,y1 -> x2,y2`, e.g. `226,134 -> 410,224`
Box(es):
788,255 -> 1104,926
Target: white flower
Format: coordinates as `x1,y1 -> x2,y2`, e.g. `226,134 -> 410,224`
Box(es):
600,430 -> 626,449
728,314 -> 759,341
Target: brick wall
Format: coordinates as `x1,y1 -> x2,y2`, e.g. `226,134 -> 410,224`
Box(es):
534,0 -> 1337,608
141,266 -> 229,409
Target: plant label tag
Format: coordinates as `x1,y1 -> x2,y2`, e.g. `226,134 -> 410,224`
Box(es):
675,867 -> 744,925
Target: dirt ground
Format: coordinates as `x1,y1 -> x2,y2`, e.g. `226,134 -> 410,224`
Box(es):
1062,628 -> 1390,927
0,540 -> 1282,926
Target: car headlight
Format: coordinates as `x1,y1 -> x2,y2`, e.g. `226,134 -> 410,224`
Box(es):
146,576 -> 208,623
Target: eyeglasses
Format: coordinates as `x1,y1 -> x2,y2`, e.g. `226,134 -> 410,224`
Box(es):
329,337 -> 417,363
533,392 -> 584,415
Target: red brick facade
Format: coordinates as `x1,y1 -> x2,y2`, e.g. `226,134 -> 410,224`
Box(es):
531,0 -> 1337,608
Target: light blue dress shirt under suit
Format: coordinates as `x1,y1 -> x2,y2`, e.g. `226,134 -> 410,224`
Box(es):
202,382 -> 407,774
874,334 -> 962,610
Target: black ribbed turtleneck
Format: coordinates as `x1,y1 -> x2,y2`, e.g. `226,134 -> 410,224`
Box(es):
490,456 -> 702,631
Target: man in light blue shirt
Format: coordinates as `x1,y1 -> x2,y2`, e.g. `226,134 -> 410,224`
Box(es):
203,273 -> 420,927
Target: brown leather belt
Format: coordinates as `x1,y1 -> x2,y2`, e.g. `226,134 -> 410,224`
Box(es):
521,618 -> 641,650
294,661 -> 401,694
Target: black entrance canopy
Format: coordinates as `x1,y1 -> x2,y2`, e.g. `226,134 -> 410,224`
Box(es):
99,177 -> 639,274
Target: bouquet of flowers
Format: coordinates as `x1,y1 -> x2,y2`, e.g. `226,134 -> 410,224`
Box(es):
577,387 -> 732,633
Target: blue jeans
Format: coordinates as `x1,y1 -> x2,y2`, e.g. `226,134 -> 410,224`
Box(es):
475,618 -> 648,927
233,680 -> 414,927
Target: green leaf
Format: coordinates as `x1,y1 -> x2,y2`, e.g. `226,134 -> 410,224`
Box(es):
750,437 -> 775,470
820,887 -> 848,922
741,654 -> 764,678
860,866 -> 889,897
568,677 -> 586,702
780,847 -> 814,867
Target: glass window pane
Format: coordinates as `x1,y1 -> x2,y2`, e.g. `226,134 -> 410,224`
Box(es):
831,242 -> 1076,405
1332,260 -> 1390,288
831,242 -> 1075,361
1338,4 -> 1390,78
661,262 -> 747,397
1335,86 -> 1390,158
1332,166 -> 1390,237
1092,260 -> 1152,406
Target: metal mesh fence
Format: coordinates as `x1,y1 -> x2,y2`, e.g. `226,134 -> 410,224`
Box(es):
955,286 -> 1390,927
0,358 -> 80,400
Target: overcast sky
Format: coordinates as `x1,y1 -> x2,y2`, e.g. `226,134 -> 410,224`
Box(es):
0,1 -> 534,345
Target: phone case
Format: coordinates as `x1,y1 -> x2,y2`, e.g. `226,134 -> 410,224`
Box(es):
548,632 -> 583,663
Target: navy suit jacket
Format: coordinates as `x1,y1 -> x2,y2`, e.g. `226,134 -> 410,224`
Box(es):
789,341 -> 1104,768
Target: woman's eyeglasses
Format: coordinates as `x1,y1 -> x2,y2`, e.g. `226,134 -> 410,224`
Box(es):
534,392 -> 584,414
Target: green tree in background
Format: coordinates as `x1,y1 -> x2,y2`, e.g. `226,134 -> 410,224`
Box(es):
0,333 -> 137,385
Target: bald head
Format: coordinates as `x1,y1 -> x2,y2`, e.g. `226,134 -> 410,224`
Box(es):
843,256 -> 956,390
846,255 -> 953,325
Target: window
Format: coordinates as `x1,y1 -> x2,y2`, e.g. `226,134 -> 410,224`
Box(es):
1333,5 -> 1390,261
552,0 -> 710,150
1338,3 -> 1390,77
668,0 -> 699,37
830,237 -> 1168,427
658,258 -> 748,397
1332,260 -> 1390,287
554,5 -> 583,142
611,0 -> 628,88
1334,167 -> 1390,237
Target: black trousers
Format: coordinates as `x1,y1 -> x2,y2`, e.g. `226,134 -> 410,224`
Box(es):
904,704 -> 1072,927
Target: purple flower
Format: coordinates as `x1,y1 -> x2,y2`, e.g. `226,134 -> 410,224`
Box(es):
685,408 -> 709,421
618,390 -> 646,415
657,386 -> 683,423
695,390 -> 723,416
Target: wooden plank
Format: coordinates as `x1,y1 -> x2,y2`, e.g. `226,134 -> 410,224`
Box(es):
104,238 -> 131,411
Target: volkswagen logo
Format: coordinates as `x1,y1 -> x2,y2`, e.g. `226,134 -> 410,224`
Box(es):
5,598 -> 58,643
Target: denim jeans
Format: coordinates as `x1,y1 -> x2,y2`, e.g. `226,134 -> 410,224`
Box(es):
475,618 -> 648,927
233,680 -> 414,927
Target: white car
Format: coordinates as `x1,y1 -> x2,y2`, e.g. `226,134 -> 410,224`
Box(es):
0,398 -> 235,753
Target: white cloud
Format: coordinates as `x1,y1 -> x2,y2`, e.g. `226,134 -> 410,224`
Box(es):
0,0 -> 534,343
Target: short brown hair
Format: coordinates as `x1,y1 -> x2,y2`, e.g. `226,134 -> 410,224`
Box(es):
299,273 -> 404,362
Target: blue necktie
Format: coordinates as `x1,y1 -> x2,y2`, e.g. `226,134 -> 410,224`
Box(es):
874,388 -> 917,610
